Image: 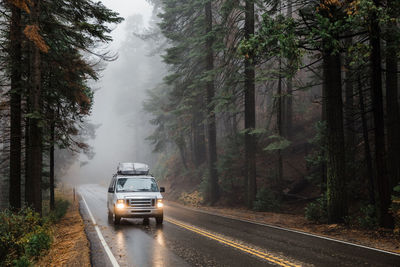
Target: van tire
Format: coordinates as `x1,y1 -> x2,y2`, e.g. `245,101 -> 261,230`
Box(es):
156,215 -> 163,224
113,206 -> 121,224
114,214 -> 121,225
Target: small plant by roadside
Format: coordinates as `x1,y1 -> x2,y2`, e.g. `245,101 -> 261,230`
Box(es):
253,188 -> 281,212
46,199 -> 70,223
391,184 -> 400,235
358,204 -> 378,229
0,199 -> 70,267
179,191 -> 203,207
305,194 -> 328,223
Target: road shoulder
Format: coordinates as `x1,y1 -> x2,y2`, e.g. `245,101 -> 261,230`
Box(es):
37,199 -> 91,267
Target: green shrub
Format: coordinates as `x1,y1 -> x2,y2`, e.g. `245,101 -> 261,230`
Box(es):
24,230 -> 51,258
391,184 -> 400,235
0,208 -> 42,265
305,195 -> 327,223
358,204 -> 378,229
12,256 -> 31,267
0,199 -> 69,266
253,188 -> 281,212
47,199 -> 70,223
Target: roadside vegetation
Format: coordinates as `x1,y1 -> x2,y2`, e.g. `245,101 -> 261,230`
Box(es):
145,0 -> 400,233
0,199 -> 69,266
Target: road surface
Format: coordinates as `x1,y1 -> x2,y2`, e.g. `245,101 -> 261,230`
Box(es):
79,184 -> 399,267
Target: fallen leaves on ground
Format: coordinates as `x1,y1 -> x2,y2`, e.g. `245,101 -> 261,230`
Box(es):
36,200 -> 90,267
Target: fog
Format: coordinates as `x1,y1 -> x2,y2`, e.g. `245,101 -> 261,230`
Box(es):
60,0 -> 165,185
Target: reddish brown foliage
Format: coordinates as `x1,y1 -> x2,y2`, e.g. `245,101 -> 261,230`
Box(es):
23,24 -> 49,53
8,0 -> 31,13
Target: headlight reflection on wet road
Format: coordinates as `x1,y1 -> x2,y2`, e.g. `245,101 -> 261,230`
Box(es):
155,228 -> 165,246
152,227 -> 166,267
116,230 -> 125,247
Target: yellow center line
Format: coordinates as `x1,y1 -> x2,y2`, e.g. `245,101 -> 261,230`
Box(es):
165,217 -> 301,267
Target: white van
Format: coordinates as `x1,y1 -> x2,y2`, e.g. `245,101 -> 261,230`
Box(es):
107,163 -> 165,225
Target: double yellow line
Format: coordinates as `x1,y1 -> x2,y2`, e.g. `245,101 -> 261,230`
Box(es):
165,217 -> 301,267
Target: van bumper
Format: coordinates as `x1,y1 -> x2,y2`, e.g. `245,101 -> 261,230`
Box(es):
115,207 -> 163,218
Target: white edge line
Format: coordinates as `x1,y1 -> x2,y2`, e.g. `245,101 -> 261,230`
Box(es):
81,193 -> 120,267
169,202 -> 400,257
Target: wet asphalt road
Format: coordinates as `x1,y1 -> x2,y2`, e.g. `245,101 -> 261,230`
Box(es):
79,184 -> 399,267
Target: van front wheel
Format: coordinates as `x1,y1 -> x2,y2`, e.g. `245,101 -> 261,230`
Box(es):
155,215 -> 163,224
114,214 -> 121,225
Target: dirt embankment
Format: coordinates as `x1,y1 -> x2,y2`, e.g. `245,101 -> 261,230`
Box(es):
37,198 -> 90,267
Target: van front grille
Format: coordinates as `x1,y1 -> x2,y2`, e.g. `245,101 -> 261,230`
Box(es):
127,198 -> 154,208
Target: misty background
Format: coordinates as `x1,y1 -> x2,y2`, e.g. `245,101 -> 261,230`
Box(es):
58,0 -> 165,185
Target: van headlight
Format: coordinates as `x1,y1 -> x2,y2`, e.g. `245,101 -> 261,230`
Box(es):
157,199 -> 164,208
116,199 -> 125,209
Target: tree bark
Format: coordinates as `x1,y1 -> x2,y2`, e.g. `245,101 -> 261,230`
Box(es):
26,0 -> 42,214
244,0 -> 256,208
9,4 -> 22,209
205,0 -> 219,204
25,116 -> 30,204
323,51 -> 347,223
321,64 -> 327,194
385,0 -> 400,189
344,42 -> 355,187
369,0 -> 393,228
358,76 -> 375,205
285,0 -> 293,139
50,111 -> 55,210
277,59 -> 283,184
192,101 -> 206,167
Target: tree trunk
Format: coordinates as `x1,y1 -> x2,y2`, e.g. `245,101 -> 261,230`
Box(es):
26,0 -> 42,214
50,111 -> 55,210
358,76 -> 375,205
344,42 -> 355,188
192,102 -> 206,167
205,0 -> 219,204
369,0 -> 393,228
9,4 -> 22,210
321,64 -> 327,194
386,0 -> 400,189
323,51 -> 347,223
244,0 -> 256,209
285,0 -> 293,139
277,59 -> 283,184
25,116 -> 30,204
177,137 -> 188,170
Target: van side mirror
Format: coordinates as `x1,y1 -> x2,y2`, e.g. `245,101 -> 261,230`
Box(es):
160,187 -> 165,193
108,187 -> 114,193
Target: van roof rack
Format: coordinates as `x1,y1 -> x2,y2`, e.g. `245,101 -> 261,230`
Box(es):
117,162 -> 149,175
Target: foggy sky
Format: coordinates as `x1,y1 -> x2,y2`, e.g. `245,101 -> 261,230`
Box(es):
62,0 -> 164,184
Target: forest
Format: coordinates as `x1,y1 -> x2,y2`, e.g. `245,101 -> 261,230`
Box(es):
0,0 -> 122,214
0,0 -> 399,233
144,0 -> 400,229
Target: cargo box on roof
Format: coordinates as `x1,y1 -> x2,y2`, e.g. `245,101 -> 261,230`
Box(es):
117,162 -> 149,175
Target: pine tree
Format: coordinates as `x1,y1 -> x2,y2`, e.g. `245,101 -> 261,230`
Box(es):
8,0 -> 23,209
244,0 -> 256,209
205,0 -> 218,204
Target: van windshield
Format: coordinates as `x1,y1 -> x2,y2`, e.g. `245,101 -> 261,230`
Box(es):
116,178 -> 159,192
